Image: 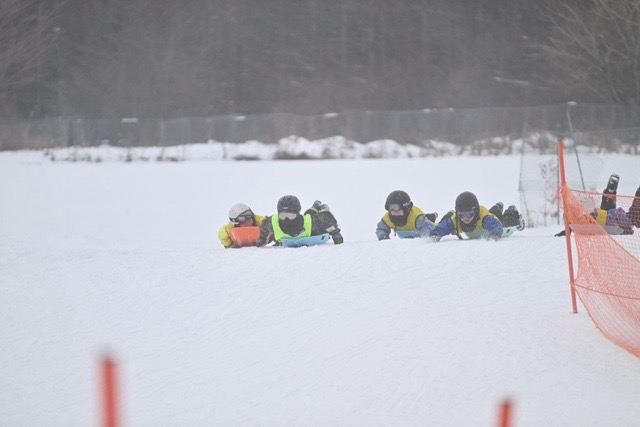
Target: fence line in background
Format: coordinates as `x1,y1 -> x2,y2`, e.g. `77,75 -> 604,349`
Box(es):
3,103 -> 640,150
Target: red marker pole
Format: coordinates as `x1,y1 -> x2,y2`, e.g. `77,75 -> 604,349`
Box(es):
498,399 -> 513,427
557,138 -> 579,313
101,354 -> 119,427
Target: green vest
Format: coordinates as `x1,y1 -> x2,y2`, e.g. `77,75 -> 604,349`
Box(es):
272,214 -> 312,241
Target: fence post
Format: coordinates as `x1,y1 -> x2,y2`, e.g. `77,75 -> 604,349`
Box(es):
497,399 -> 513,427
557,138 -> 579,313
101,354 -> 119,427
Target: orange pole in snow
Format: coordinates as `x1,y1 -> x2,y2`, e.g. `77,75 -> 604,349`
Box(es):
557,139 -> 579,313
101,355 -> 119,427
498,399 -> 513,427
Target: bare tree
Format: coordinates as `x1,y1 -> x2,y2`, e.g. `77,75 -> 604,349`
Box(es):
0,0 -> 63,115
533,0 -> 640,105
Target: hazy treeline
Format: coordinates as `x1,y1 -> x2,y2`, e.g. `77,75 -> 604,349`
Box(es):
2,0 -> 640,119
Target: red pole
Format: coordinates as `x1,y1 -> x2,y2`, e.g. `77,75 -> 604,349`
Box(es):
557,138 -> 578,313
498,399 -> 513,427
101,354 -> 119,427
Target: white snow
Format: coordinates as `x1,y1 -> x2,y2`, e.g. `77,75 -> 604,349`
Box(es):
0,151 -> 639,426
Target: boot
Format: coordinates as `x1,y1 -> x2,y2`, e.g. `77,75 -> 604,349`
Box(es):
600,174 -> 619,210
503,205 -> 525,230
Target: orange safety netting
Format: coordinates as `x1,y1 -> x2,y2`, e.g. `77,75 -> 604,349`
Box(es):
561,186 -> 640,357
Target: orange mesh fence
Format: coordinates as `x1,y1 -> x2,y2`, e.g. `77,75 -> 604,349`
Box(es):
561,186 -> 640,357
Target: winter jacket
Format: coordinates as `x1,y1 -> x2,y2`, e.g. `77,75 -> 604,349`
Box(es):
431,206 -> 503,240
218,215 -> 266,248
376,206 -> 435,240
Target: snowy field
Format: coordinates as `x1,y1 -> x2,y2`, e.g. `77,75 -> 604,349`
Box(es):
1,151 -> 639,426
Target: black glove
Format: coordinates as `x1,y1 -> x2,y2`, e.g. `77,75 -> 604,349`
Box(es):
256,225 -> 272,247
311,200 -> 330,211
376,229 -> 390,240
331,232 -> 344,245
554,229 -> 566,237
425,212 -> 438,223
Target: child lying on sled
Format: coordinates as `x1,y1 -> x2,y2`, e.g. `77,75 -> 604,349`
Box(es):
257,195 -> 344,247
218,203 -> 266,248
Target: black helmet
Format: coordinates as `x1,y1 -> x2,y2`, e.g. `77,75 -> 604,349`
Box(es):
277,195 -> 301,213
455,191 -> 480,225
455,191 -> 479,212
385,190 -> 413,211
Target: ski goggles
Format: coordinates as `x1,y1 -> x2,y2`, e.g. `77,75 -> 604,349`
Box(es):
457,209 -> 476,224
278,211 -> 298,220
230,210 -> 253,225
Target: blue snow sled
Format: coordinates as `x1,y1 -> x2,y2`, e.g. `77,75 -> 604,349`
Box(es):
501,226 -> 517,237
281,233 -> 331,248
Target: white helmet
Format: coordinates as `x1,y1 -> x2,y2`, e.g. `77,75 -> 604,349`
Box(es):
228,203 -> 254,223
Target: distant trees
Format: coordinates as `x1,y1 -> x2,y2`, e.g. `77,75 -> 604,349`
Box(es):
0,0 -> 63,116
0,0 -> 638,119
533,0 -> 640,105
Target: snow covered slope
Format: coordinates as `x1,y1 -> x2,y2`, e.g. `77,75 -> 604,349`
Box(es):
1,152 -> 638,426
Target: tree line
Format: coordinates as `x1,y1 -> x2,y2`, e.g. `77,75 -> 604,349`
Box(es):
1,0 -> 639,119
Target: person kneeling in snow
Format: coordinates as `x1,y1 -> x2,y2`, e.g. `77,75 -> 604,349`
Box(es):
257,195 -> 344,246
375,190 -> 438,240
218,203 -> 266,248
430,191 -> 524,241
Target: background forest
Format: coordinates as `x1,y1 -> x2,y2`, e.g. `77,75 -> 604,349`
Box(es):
3,0 -> 640,120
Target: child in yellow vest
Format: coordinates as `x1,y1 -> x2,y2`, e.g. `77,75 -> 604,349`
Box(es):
375,190 -> 438,240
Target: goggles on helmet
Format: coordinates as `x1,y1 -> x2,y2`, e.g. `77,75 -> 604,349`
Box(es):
230,210 -> 253,225
278,211 -> 298,221
457,209 -> 476,224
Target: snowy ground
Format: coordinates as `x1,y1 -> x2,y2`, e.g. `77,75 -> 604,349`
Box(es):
1,151 -> 638,426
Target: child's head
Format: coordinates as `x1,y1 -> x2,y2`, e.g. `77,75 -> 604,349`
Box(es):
385,190 -> 413,226
229,203 -> 255,227
455,191 -> 479,225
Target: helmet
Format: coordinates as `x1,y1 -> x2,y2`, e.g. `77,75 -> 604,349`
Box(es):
228,203 -> 254,224
455,191 -> 479,212
455,191 -> 479,225
385,190 -> 413,211
277,195 -> 301,213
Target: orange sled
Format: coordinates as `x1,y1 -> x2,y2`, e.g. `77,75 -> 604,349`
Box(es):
229,226 -> 261,247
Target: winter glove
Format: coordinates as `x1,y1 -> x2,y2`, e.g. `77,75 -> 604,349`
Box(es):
331,232 -> 344,244
256,223 -> 273,247
376,229 -> 390,240
416,215 -> 435,238
311,200 -> 330,212
425,212 -> 438,223
486,232 -> 501,241
554,229 -> 566,237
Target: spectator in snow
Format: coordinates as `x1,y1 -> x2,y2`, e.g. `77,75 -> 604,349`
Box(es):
375,190 -> 438,240
257,195 -> 344,246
